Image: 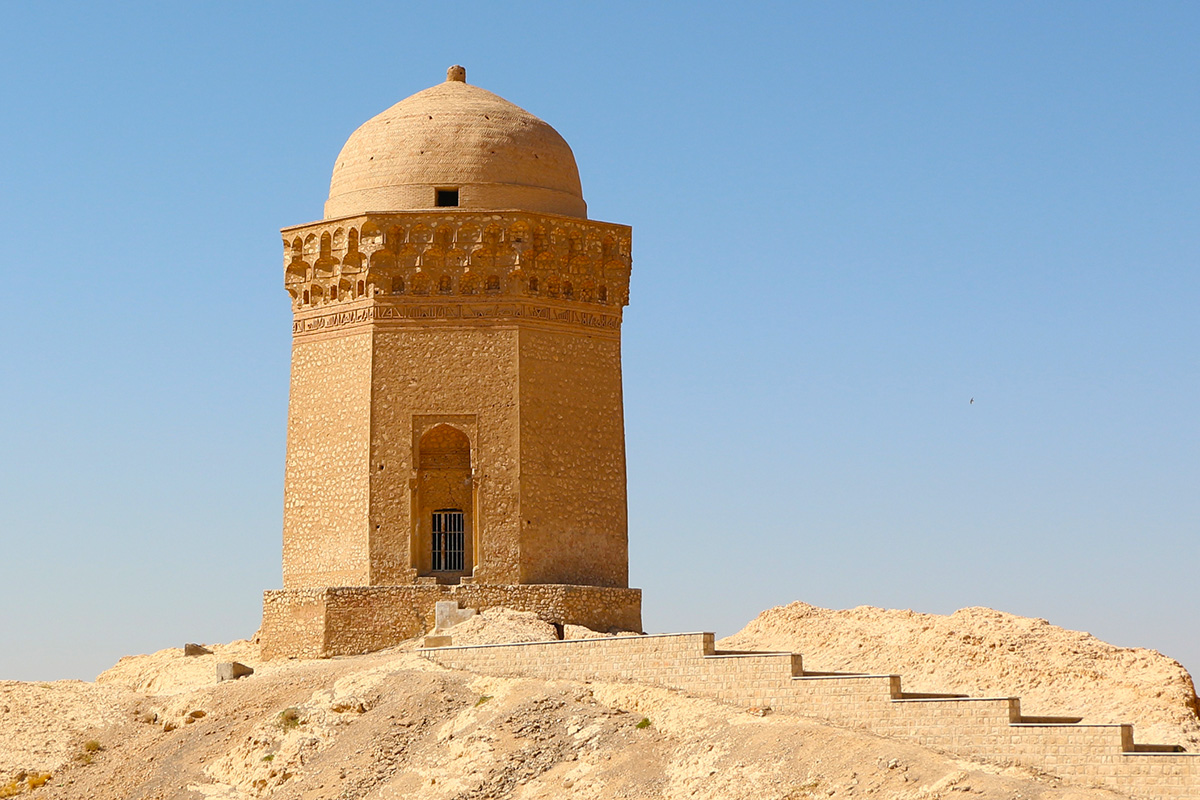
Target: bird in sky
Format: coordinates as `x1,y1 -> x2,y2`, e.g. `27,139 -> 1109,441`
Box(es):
970,398 -> 974,404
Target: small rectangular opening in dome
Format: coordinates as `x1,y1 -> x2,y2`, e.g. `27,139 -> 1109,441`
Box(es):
436,188 -> 459,207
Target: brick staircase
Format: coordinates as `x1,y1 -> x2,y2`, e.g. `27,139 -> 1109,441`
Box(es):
422,631 -> 1199,800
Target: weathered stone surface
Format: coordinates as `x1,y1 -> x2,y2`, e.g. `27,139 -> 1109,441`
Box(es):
434,600 -> 475,630
421,635 -> 453,648
183,643 -> 211,656
216,662 -> 254,682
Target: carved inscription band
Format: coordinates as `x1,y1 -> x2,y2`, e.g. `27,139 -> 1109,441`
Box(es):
293,302 -> 623,336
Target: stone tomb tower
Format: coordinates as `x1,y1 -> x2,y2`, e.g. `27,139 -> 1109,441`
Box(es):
260,67 -> 642,658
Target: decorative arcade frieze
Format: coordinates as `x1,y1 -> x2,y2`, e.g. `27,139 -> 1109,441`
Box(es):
281,211 -> 632,320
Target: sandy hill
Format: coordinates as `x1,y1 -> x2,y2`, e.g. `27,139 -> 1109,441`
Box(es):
0,604 -> 1192,799
719,602 -> 1200,751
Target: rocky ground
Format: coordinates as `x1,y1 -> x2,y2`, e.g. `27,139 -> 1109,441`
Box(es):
1,604 -> 1194,799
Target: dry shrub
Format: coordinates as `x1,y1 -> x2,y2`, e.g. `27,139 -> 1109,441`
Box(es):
0,773 -> 52,796
278,707 -> 301,731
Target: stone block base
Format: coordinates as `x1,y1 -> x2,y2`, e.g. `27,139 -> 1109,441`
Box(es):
260,583 -> 642,659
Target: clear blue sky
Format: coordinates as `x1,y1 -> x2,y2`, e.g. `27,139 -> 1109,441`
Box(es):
1,2 -> 1196,683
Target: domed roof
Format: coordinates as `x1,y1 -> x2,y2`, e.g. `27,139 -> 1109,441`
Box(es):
325,66 -> 587,220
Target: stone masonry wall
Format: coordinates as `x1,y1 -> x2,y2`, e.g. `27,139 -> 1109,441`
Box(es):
518,327 -> 628,587
260,589 -> 329,660
367,326 -> 521,585
282,332 -> 373,588
422,633 -> 1200,800
281,209 -> 635,592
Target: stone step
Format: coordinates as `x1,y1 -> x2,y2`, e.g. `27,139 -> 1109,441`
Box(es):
1135,743 -> 1189,753
421,631 -> 1200,799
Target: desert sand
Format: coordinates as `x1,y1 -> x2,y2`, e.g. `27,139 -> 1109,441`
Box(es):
0,603 -> 1191,799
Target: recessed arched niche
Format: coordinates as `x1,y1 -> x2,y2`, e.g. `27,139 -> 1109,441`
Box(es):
413,424 -> 473,581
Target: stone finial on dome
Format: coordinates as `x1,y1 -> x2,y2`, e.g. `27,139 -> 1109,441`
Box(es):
446,65 -> 466,83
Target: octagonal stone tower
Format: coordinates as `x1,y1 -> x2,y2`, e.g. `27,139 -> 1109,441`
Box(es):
260,67 -> 641,658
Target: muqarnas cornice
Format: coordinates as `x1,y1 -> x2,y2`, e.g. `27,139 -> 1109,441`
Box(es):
281,211 -> 632,317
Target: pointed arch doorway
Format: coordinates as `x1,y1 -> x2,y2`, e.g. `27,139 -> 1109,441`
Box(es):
414,423 -> 475,582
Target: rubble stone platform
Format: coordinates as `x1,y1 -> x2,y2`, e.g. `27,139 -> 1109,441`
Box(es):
260,584 -> 641,659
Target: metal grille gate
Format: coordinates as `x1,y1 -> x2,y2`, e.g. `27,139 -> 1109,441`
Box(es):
431,509 -> 465,572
